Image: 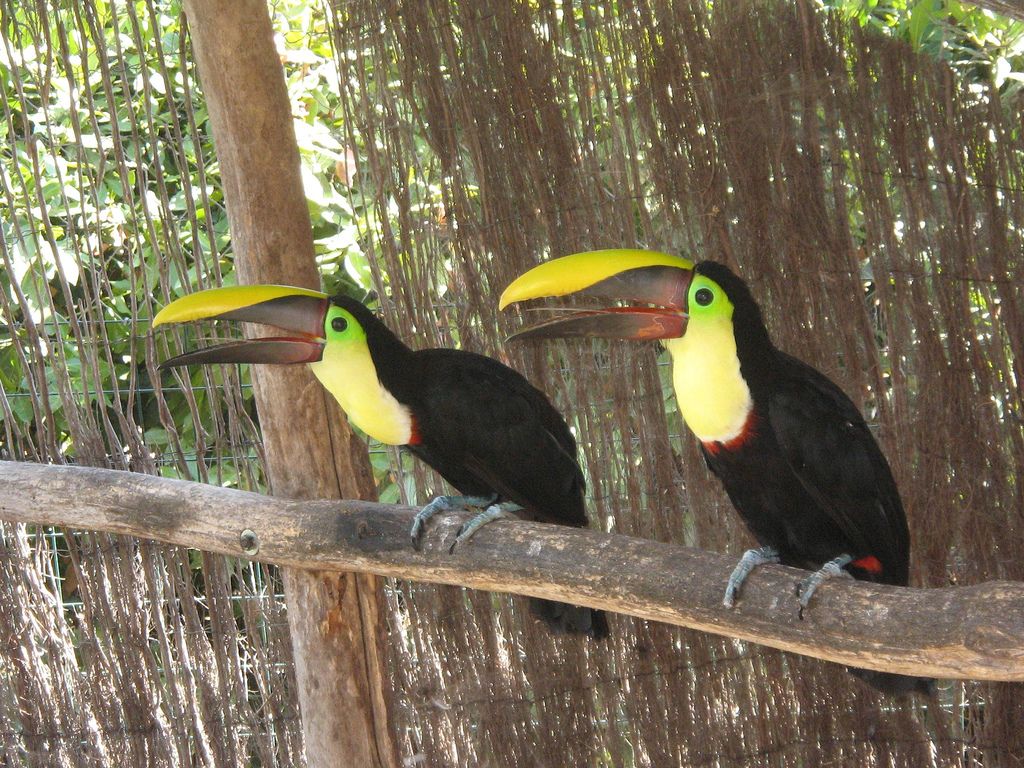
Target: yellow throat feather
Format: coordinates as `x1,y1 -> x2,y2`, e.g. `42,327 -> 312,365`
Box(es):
309,335 -> 413,446
665,315 -> 752,444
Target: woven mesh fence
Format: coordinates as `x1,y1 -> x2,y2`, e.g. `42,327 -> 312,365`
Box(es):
1,0 -> 1022,765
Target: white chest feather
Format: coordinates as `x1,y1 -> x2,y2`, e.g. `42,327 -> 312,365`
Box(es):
309,343 -> 413,446
664,319 -> 752,443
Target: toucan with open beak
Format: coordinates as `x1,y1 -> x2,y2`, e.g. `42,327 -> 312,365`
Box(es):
500,249 -> 930,694
153,284 -> 608,639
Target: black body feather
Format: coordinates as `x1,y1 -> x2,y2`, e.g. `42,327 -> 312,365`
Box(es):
694,263 -> 929,694
334,297 -> 607,639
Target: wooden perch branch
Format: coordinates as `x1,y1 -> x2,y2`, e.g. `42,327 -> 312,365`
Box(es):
1,461 -> 1022,682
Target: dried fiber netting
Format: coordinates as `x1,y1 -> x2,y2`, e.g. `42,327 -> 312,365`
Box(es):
0,1 -> 1021,767
0,1 -> 301,765
330,0 -> 1022,766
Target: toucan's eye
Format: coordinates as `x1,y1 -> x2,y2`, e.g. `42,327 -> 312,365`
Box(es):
331,316 -> 348,333
694,287 -> 714,307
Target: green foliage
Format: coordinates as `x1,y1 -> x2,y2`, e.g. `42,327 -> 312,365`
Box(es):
0,0 -> 408,499
824,0 -> 1024,96
3,0 -> 1018,488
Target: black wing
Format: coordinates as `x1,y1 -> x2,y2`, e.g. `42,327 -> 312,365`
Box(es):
767,353 -> 910,584
408,349 -> 587,528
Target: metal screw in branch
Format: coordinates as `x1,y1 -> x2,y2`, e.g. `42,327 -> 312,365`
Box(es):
240,529 -> 260,557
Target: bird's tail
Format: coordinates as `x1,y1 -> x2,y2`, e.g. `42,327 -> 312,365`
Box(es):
529,598 -> 609,640
849,667 -> 935,696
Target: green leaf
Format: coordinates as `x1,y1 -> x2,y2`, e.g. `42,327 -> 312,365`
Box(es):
909,0 -> 939,50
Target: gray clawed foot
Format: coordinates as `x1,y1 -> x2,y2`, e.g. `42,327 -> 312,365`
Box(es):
410,495 -> 496,550
722,547 -> 857,618
448,502 -> 522,554
722,546 -> 780,607
796,554 -> 853,619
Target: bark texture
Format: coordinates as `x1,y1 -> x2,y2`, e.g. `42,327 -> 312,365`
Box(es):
2,461 -> 1022,683
180,2 -> 397,765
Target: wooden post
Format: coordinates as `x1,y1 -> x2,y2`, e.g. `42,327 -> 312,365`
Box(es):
179,2 -> 399,765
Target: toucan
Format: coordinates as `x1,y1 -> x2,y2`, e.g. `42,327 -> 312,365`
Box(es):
153,284 -> 608,639
499,249 -> 931,694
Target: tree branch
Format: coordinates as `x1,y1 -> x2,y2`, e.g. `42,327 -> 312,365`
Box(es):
1,461 -> 1021,682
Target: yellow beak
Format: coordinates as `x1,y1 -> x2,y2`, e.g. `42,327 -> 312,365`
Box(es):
153,284 -> 330,370
500,249 -> 694,342
153,284 -> 327,326
499,249 -> 694,310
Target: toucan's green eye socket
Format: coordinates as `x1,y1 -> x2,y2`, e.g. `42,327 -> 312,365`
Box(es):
694,287 -> 714,307
324,307 -> 364,343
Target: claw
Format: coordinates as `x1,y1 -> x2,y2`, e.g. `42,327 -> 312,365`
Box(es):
410,495 -> 495,550
447,502 -> 522,553
796,554 -> 854,619
722,546 -> 780,607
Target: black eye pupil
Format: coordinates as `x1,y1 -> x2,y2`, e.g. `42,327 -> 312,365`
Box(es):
332,317 -> 348,333
695,287 -> 714,307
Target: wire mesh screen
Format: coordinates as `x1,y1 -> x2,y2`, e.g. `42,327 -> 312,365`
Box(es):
0,0 -> 300,764
1,0 -> 1023,766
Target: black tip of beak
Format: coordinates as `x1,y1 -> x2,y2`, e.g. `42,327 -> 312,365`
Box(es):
214,295 -> 329,337
507,308 -> 688,343
158,339 -> 325,371
583,265 -> 693,309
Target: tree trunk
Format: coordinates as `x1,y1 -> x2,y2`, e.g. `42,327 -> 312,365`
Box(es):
179,2 -> 398,765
